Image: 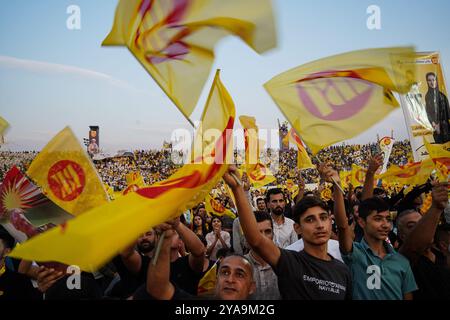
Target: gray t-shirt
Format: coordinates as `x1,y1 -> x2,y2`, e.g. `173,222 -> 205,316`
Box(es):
273,249 -> 352,300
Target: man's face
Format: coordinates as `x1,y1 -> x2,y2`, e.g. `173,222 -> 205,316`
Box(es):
216,256 -> 255,300
137,229 -> 157,254
359,210 -> 392,241
427,74 -> 437,89
294,206 -> 331,246
268,193 -> 285,216
397,211 -> 422,242
256,199 -> 266,211
257,220 -> 273,241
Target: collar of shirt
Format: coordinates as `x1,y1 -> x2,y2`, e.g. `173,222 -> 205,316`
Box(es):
360,238 -> 395,258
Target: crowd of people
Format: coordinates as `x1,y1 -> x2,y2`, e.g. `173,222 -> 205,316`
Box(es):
0,140 -> 412,190
2,139 -> 449,301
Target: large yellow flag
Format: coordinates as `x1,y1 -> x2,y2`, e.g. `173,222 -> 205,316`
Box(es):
10,70 -> 235,272
204,194 -> 236,219
0,116 -> 10,144
339,171 -> 352,189
287,127 -> 314,169
239,115 -> 259,167
26,127 -> 109,216
103,0 -> 276,119
264,47 -> 416,154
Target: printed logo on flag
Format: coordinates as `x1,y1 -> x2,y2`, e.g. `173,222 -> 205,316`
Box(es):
136,0 -> 191,65
249,163 -> 267,181
210,198 -> 226,214
355,169 -> 366,184
296,70 -> 375,121
47,160 -> 86,201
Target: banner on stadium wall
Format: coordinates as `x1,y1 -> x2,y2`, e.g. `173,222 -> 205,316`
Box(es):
399,52 -> 450,161
88,126 -> 100,155
379,136 -> 395,174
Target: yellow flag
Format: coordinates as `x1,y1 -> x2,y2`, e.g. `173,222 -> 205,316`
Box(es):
351,164 -> 367,187
378,159 -> 435,186
26,127 -> 109,216
10,70 -> 235,272
239,115 -> 259,167
287,127 -> 314,169
264,47 -> 416,154
198,261 -> 218,297
423,138 -> 450,181
339,171 -> 352,189
103,0 -> 276,119
204,194 -> 236,219
126,171 -> 146,187
0,116 -> 10,144
244,162 -> 276,188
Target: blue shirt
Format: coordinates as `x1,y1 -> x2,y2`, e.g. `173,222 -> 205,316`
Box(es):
341,238 -> 417,300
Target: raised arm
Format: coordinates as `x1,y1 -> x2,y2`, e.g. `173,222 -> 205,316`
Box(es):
120,241 -> 142,275
223,166 -> 280,267
399,182 -> 448,262
171,218 -> 207,274
318,163 -> 353,254
294,173 -> 306,204
361,153 -> 383,201
146,226 -> 176,300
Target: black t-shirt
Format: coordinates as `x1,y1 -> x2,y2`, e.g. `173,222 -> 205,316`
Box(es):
412,255 -> 450,300
133,283 -> 198,300
0,268 -> 42,300
273,249 -> 352,300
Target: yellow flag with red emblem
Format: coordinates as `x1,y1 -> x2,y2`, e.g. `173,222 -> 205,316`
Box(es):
244,162 -> 276,188
351,164 -> 367,187
287,127 -> 314,169
378,159 -> 435,185
103,0 -> 276,119
339,171 -> 352,189
10,70 -> 235,272
204,194 -> 236,219
423,138 -> 450,181
264,47 -> 416,154
26,127 -> 109,216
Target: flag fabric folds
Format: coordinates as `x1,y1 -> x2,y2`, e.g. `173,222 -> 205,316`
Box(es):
239,115 -> 259,167
204,194 -> 236,219
423,138 -> 450,181
10,70 -> 235,272
103,0 -> 276,119
264,47 -> 416,154
287,127 -> 314,169
26,127 -> 109,216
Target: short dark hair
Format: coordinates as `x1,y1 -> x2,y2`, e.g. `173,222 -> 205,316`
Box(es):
426,72 -> 436,80
0,230 -> 15,249
254,211 -> 273,229
256,197 -> 265,204
292,196 -> 329,224
266,188 -> 284,203
217,254 -> 254,278
358,197 -> 389,220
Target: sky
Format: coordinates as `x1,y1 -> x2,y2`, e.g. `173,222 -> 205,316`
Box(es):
1,0 -> 450,152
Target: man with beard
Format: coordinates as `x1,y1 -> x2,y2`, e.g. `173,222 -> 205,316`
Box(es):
266,188 -> 297,248
425,72 -> 450,143
256,197 -> 267,212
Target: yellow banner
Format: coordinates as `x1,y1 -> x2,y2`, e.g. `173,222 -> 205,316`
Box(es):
26,127 -> 109,216
265,47 -> 416,154
103,0 -> 276,119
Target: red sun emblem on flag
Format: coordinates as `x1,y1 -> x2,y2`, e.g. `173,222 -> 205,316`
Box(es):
47,160 -> 86,201
249,163 -> 267,181
296,70 -> 375,121
210,198 -> 225,214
